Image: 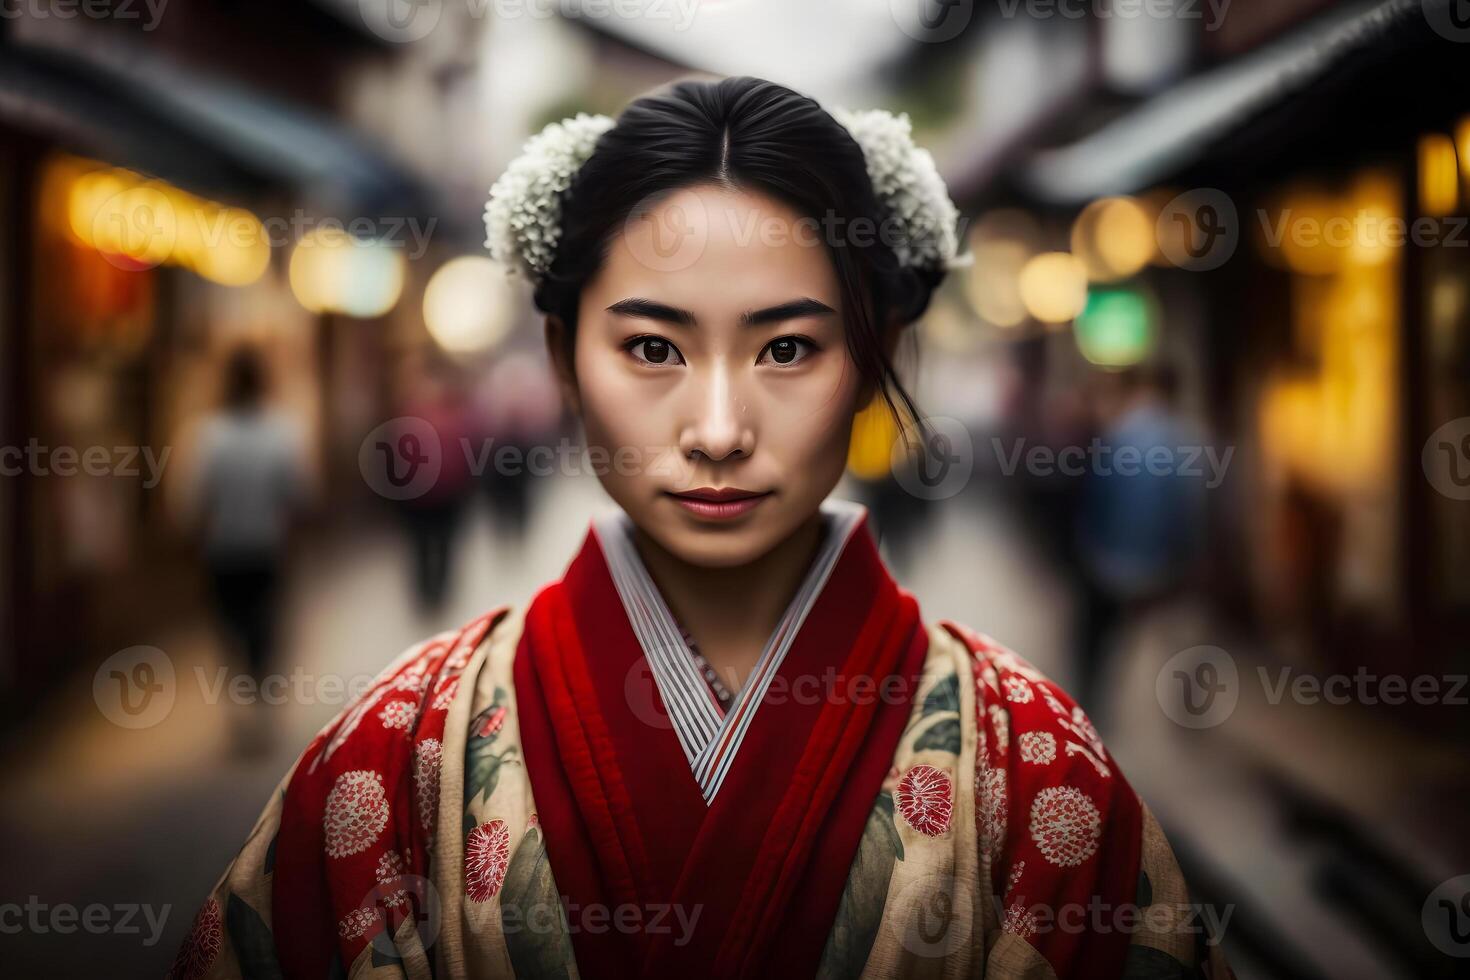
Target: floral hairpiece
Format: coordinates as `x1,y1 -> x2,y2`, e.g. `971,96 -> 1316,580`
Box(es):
483,111 -> 617,282
826,105 -> 971,274
483,104 -> 970,283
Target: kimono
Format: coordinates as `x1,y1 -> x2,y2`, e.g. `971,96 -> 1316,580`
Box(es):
169,499 -> 1232,980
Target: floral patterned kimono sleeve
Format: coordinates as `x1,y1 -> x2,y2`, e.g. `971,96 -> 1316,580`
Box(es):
945,622 -> 1234,980
166,609 -> 513,980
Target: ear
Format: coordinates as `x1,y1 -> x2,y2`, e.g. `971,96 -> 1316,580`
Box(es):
543,315 -> 582,417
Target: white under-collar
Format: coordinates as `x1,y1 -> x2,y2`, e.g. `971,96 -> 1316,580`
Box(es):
592,497 -> 867,803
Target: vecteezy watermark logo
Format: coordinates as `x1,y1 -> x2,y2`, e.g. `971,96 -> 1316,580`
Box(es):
1155,645 -> 1238,729
0,897 -> 171,946
890,0 -> 973,43
360,873 -> 442,959
89,182 -> 176,271
1422,417 -> 1470,501
1156,188 -> 1238,271
991,437 -> 1233,487
0,440 -> 171,486
1423,874 -> 1470,957
889,872 -> 973,958
358,0 -> 442,42
360,417 -> 442,501
622,189 -> 711,275
1423,0 -> 1470,43
0,0 -> 171,32
893,416 -> 974,501
93,645 -> 175,729
623,658 -> 675,731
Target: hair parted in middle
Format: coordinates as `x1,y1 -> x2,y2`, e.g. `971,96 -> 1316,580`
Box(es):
533,75 -> 954,433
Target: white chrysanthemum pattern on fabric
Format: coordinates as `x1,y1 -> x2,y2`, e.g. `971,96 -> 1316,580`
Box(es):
431,677 -> 459,712
988,703 -> 1009,754
323,770 -> 390,858
1029,786 -> 1101,867
978,767 -> 1008,864
1003,676 -> 1034,704
1003,902 -> 1039,938
1018,730 -> 1057,766
375,849 -> 410,908
414,737 -> 443,831
338,906 -> 379,940
378,698 -> 415,731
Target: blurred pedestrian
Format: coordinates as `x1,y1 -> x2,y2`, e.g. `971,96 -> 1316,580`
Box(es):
471,350 -> 563,541
187,346 -> 310,753
397,354 -> 474,611
1073,362 -> 1207,722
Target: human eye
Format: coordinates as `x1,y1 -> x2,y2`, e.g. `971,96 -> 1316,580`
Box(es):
623,335 -> 686,367
756,335 -> 818,367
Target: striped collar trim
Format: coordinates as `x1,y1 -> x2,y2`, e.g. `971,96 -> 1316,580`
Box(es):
592,498 -> 867,803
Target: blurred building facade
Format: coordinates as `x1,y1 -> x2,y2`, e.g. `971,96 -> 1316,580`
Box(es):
2,2 -> 1468,977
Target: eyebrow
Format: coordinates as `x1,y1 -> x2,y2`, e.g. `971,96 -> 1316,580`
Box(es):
604,296 -> 836,328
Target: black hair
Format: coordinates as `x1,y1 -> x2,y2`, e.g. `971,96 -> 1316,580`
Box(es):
223,346 -> 266,409
532,75 -> 949,434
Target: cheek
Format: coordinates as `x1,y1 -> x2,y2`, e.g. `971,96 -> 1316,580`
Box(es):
574,349 -> 647,447
759,361 -> 861,469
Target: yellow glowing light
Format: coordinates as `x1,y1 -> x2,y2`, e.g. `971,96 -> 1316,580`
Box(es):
288,228 -> 405,318
965,239 -> 1031,327
963,210 -> 1040,328
1419,133 -> 1458,217
1018,252 -> 1088,323
191,208 -> 272,286
1070,196 -> 1155,281
1261,185 -> 1343,276
1345,170 -> 1400,268
423,256 -> 519,354
64,164 -> 269,286
847,396 -> 900,481
1458,117 -> 1470,184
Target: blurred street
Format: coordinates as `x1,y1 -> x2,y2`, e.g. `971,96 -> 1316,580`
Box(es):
0,475 -> 1079,977
5,2 -> 1470,978
5,473 -> 1468,978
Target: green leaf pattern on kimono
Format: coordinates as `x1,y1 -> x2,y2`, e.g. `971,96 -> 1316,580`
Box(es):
500,825 -> 577,979
817,791 -> 904,980
224,893 -> 285,980
911,672 -> 962,755
464,690 -> 519,837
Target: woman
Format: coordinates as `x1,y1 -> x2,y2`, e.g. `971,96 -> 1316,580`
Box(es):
171,77 -> 1231,980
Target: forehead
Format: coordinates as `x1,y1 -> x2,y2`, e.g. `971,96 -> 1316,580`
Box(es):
584,183 -> 842,317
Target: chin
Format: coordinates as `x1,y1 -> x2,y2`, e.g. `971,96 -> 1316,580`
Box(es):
649,521 -> 781,569
638,494 -> 809,568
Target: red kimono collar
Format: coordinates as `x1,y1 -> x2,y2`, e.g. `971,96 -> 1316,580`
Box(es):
513,499 -> 929,978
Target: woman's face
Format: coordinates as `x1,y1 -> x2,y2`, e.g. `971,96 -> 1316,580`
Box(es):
552,182 -> 864,568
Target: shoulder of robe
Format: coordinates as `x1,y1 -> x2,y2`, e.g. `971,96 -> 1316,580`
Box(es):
931,621 -> 1162,980
935,620 -> 1122,783
934,619 -> 1140,886
293,604 -> 518,779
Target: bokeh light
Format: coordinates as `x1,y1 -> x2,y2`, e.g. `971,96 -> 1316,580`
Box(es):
1018,252 -> 1089,323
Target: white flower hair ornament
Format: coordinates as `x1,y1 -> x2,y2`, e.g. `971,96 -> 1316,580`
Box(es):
827,105 -> 972,274
483,105 -> 971,283
483,111 -> 616,282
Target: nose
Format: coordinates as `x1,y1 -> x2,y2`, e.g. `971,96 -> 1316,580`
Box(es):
677,356 -> 755,462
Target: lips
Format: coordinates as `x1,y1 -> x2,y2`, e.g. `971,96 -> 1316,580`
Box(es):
669,486 -> 767,502
666,486 -> 772,520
